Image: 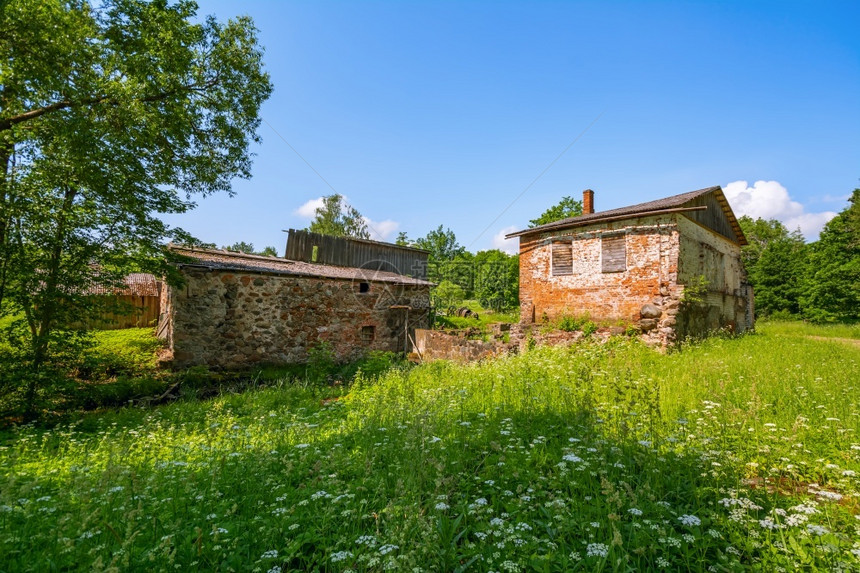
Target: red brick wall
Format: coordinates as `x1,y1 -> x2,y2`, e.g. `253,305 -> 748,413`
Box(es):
518,215 -> 681,325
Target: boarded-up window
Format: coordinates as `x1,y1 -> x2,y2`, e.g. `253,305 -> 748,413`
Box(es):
551,241 -> 573,276
601,235 -> 626,273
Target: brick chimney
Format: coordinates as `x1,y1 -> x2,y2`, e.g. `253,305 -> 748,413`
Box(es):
583,189 -> 594,215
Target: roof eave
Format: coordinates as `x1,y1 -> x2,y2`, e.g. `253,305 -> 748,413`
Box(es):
505,206 -> 708,239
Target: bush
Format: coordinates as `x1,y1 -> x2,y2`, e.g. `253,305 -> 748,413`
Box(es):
355,351 -> 403,381
306,341 -> 336,386
581,320 -> 598,336
558,315 -> 583,332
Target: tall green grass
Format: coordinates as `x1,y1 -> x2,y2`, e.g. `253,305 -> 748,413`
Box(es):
1,324 -> 858,571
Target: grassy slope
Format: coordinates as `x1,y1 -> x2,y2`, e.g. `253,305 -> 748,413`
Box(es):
0,324 -> 859,571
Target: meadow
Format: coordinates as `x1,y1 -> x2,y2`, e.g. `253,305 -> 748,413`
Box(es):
1,322 -> 858,572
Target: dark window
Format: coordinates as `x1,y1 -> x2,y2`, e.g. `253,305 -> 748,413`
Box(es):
551,241 -> 573,276
361,325 -> 375,342
601,235 -> 626,273
358,282 -> 370,293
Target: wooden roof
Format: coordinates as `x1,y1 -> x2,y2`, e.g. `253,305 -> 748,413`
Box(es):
506,186 -> 748,246
169,245 -> 434,286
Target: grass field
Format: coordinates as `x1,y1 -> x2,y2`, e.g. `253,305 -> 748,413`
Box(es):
1,322 -> 859,571
433,300 -> 518,332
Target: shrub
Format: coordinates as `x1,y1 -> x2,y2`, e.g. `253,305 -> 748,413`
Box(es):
581,320 -> 598,336
558,315 -> 583,332
306,341 -> 336,386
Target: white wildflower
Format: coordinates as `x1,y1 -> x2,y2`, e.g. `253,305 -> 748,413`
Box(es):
330,551 -> 352,563
678,515 -> 701,527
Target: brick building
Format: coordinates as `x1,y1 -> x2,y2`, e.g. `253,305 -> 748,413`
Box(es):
159,235 -> 432,368
505,186 -> 754,344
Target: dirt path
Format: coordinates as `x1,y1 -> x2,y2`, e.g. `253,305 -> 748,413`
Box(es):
807,336 -> 860,348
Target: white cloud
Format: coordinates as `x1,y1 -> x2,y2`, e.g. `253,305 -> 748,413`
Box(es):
723,180 -> 837,240
294,196 -> 325,218
492,225 -> 520,254
364,218 -> 399,241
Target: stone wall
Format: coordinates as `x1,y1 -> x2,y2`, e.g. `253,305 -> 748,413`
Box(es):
674,216 -> 754,339
413,329 -> 509,362
161,269 -> 430,368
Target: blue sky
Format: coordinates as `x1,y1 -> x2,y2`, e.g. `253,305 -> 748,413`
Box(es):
163,0 -> 860,253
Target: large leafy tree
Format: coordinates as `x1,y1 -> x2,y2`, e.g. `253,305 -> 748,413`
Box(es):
528,196 -> 583,227
802,188 -> 860,322
414,225 -> 465,262
307,194 -> 370,239
0,0 -> 272,413
737,216 -> 807,317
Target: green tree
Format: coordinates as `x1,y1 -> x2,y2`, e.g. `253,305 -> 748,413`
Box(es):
307,194 -> 370,239
222,242 -> 278,256
802,189 -> 860,322
528,196 -> 583,227
395,231 -> 410,246
413,226 -> 467,290
414,225 -> 465,261
738,216 -> 807,317
474,250 -> 519,311
432,280 -> 465,311
0,0 -> 272,415
223,241 -> 256,253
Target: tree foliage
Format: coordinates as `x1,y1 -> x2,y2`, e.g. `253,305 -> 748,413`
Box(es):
473,249 -> 519,311
432,280 -> 465,311
738,189 -> 860,323
802,188 -> 860,322
528,196 -> 583,227
306,194 -> 370,239
0,0 -> 272,414
223,242 -> 278,256
413,225 -> 465,262
738,216 -> 807,317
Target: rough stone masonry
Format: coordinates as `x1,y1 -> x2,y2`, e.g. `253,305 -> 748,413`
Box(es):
159,247 -> 432,368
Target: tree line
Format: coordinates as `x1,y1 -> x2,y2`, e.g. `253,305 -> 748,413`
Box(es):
739,188 -> 860,322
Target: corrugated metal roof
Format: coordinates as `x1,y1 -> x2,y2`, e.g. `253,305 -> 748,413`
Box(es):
87,273 -> 160,296
169,245 -> 435,286
506,185 -> 747,245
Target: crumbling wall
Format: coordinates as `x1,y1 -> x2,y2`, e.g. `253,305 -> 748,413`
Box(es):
517,212 -> 753,346
413,328 -> 510,362
674,216 -> 753,339
164,269 -> 430,368
519,214 -> 681,340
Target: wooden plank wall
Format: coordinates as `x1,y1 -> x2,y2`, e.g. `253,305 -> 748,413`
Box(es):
683,194 -> 738,243
286,229 -> 429,278
89,295 -> 161,330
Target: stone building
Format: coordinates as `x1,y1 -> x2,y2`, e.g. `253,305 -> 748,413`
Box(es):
159,238 -> 433,368
505,186 -> 754,344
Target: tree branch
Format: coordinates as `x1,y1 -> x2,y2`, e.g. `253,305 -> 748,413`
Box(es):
0,78 -> 221,132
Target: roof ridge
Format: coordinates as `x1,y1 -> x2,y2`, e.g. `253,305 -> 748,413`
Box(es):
506,185 -> 724,238
169,244 -> 296,264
